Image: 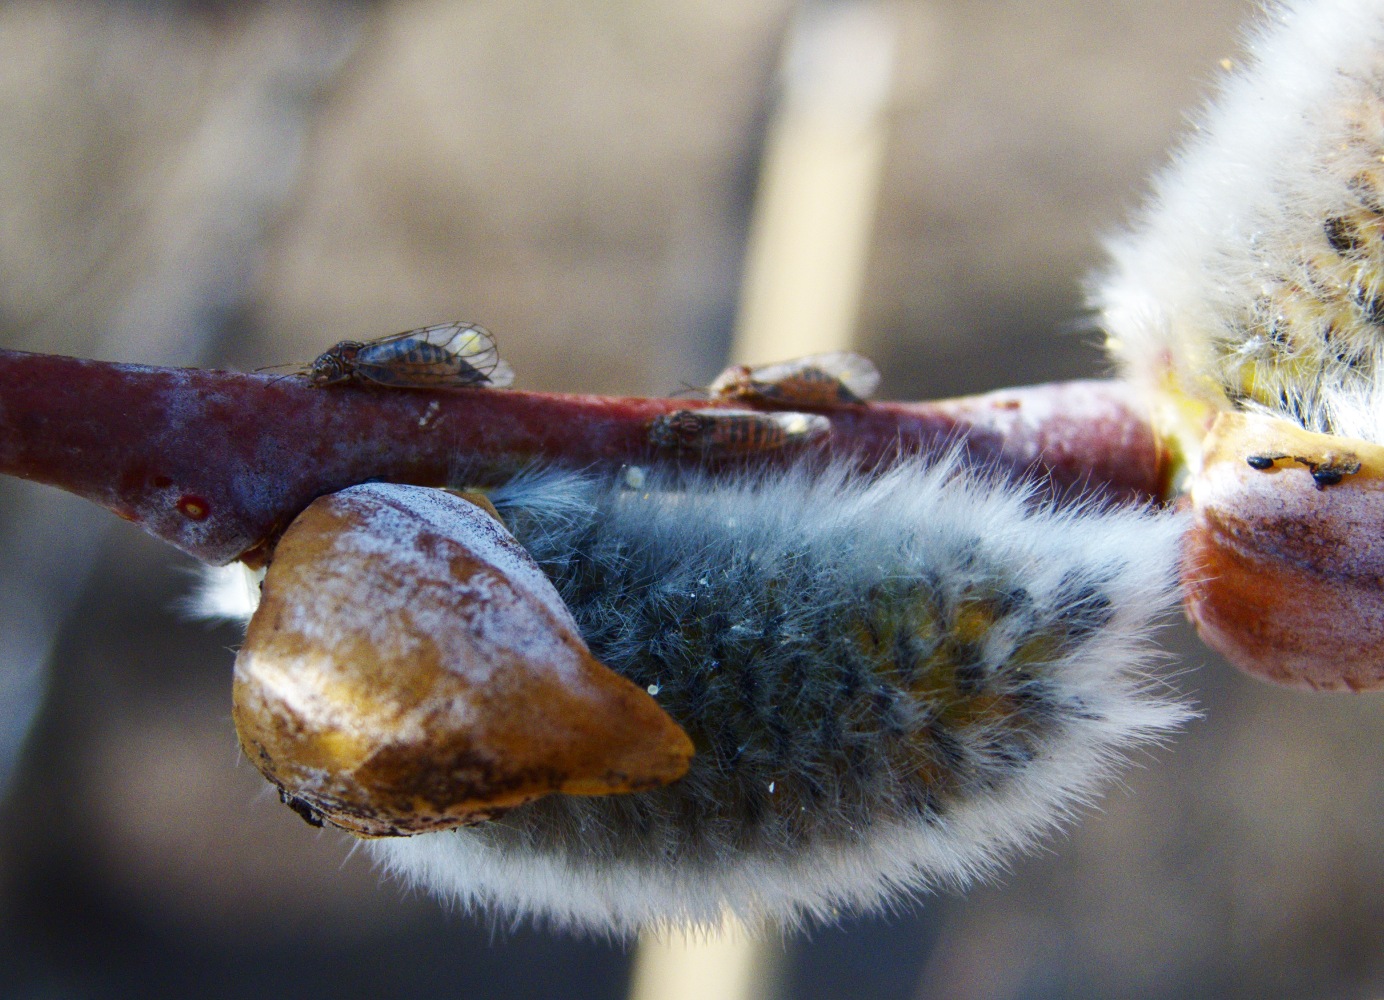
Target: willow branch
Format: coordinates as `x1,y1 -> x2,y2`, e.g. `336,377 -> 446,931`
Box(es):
0,349 -> 1168,566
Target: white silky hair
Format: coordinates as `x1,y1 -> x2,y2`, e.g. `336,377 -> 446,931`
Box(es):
1096,0 -> 1384,446
1322,375 -> 1384,442
192,561 -> 264,622
316,458 -> 1189,936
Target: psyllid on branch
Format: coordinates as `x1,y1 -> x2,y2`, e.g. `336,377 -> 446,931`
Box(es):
212,457 -> 1188,933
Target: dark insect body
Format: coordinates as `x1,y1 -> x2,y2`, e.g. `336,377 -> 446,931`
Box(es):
648,408 -> 830,456
307,322 -> 515,389
708,352 -> 880,407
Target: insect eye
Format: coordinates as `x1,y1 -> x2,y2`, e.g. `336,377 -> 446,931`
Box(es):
309,356 -> 339,384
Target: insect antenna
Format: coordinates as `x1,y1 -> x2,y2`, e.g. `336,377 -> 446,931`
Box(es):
667,379 -> 710,399
252,362 -> 307,387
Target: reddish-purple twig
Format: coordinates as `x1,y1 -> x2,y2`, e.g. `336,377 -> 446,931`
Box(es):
0,349 -> 1167,565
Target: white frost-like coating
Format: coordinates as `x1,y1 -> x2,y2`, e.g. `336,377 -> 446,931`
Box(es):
198,485 -> 596,693
281,485 -> 592,691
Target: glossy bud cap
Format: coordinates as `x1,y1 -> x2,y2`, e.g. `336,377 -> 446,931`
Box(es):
1183,412 -> 1384,691
232,483 -> 694,836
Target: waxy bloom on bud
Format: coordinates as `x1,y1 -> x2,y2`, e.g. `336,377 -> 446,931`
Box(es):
232,483 -> 693,837
1183,413 -> 1384,691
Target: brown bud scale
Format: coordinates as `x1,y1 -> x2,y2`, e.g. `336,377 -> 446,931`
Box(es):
232,483 -> 694,836
1183,412 -> 1384,691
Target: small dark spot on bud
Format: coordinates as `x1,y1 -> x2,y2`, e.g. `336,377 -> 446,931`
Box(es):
1311,468 -> 1345,487
1246,455 -> 1276,470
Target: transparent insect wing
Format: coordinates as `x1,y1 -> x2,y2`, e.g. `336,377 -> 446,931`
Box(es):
766,410 -> 832,446
705,363 -> 754,398
757,351 -> 880,401
710,351 -> 880,405
649,408 -> 830,455
417,321 -> 513,386
353,322 -> 513,388
352,337 -> 482,387
486,356 -> 516,389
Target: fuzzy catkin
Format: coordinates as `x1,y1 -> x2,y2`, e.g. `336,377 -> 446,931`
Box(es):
1097,0 -> 1384,453
359,458 -> 1187,934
